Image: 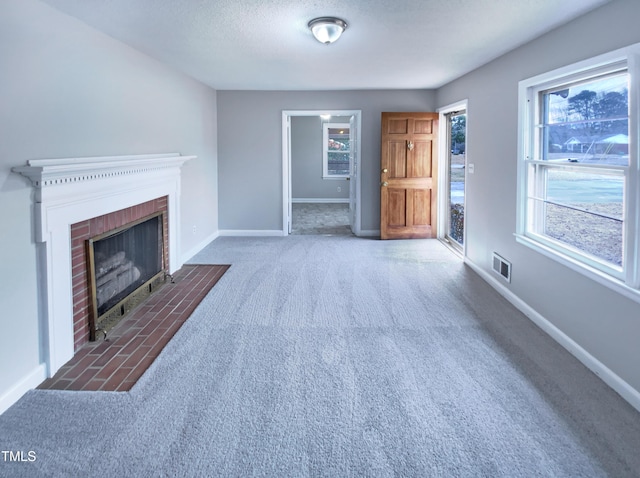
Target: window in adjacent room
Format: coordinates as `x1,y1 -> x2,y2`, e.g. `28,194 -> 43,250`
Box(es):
517,46 -> 640,295
323,123 -> 350,178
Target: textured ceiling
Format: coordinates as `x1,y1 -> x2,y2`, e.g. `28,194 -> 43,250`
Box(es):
41,0 -> 610,90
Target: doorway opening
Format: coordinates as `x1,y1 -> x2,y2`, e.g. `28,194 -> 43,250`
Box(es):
282,110 -> 362,236
438,102 -> 467,252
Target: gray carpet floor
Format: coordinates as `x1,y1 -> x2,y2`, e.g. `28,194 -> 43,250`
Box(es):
1,236 -> 639,477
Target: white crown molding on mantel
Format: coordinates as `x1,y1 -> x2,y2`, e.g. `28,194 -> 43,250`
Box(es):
13,152 -> 194,191
12,153 -> 195,378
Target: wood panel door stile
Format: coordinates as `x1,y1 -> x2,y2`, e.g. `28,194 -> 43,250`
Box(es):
380,112 -> 438,239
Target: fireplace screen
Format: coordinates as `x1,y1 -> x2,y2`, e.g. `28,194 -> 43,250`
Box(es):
87,212 -> 165,339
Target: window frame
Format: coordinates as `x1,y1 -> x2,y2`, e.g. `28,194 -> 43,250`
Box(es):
516,44 -> 640,300
322,122 -> 351,179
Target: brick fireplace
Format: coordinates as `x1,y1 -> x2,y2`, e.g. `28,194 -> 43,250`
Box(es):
71,197 -> 169,350
13,153 -> 194,377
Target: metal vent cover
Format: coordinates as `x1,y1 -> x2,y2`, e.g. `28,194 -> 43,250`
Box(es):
492,253 -> 511,283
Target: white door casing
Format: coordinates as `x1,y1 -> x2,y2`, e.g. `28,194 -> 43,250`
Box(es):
282,110 -> 362,236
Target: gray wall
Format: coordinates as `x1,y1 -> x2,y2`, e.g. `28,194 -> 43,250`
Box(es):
0,0 -> 218,403
217,90 -> 435,232
291,116 -> 349,201
436,0 -> 640,393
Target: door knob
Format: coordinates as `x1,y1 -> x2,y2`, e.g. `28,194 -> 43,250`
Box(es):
381,181 -> 388,187
382,168 -> 388,173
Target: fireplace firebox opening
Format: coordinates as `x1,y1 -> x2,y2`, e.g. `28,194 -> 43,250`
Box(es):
87,212 -> 167,341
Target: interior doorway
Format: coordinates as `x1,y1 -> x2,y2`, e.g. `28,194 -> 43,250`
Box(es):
282,110 -> 362,236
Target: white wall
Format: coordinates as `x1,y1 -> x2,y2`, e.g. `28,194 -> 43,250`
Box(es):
436,0 -> 640,398
0,0 -> 218,412
291,116 -> 350,201
217,90 -> 435,233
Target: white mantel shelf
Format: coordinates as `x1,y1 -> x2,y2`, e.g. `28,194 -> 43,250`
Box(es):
13,153 -> 195,376
13,153 -> 194,188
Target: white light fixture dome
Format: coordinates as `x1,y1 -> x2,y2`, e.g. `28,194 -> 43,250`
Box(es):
308,17 -> 347,44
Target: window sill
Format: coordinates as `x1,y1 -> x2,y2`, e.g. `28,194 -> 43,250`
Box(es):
322,176 -> 349,180
514,233 -> 640,305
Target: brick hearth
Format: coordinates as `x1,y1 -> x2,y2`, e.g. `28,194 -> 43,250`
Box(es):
39,264 -> 228,392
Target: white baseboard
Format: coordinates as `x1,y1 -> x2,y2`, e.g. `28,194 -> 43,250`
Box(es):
0,364 -> 47,415
292,198 -> 350,204
464,257 -> 640,413
357,230 -> 380,238
218,230 -> 285,237
181,231 -> 220,265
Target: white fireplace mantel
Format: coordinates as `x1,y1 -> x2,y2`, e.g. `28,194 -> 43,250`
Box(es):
13,153 -> 195,376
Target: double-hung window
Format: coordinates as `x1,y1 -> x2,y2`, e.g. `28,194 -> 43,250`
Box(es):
517,45 -> 640,295
322,123 -> 351,179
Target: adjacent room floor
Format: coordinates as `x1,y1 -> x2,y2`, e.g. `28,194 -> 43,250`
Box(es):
291,202 -> 352,235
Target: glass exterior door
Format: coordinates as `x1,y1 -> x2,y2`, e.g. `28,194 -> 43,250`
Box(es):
446,111 -> 466,248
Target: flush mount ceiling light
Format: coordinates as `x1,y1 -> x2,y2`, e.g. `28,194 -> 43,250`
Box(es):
308,17 -> 348,44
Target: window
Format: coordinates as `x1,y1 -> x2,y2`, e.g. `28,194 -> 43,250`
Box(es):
517,46 -> 640,295
323,123 -> 350,178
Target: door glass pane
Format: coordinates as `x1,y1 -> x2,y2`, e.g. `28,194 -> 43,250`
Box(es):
448,113 -> 466,245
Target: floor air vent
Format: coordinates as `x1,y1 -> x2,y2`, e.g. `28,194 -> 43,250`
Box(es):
492,253 -> 511,283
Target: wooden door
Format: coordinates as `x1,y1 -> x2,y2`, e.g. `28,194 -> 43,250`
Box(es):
380,112 -> 438,240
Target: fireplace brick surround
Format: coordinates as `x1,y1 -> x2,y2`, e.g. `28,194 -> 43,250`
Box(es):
12,153 -> 194,377
71,197 -> 169,350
